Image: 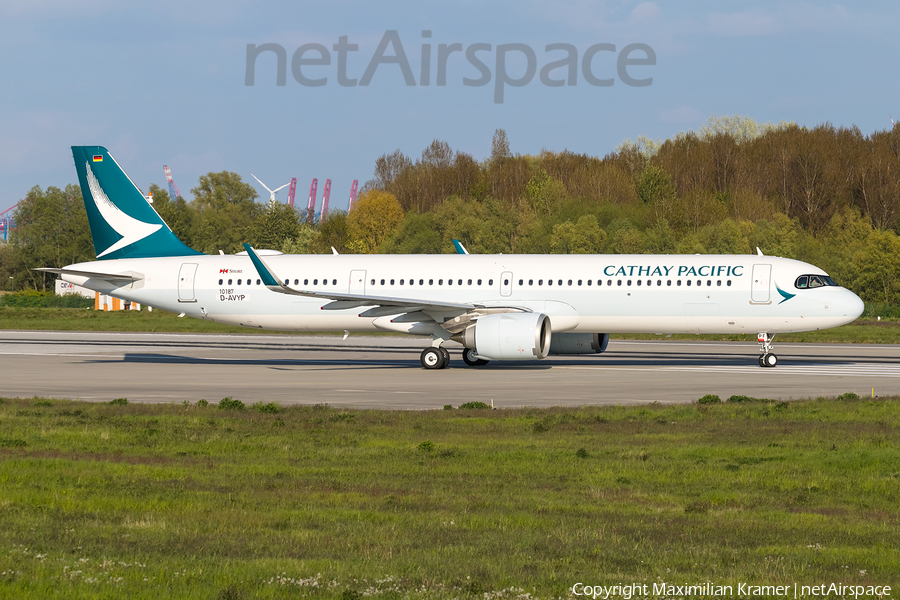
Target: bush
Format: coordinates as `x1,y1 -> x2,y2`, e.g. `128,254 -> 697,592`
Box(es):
418,440 -> 435,452
459,401 -> 491,409
217,397 -> 245,410
0,290 -> 92,308
197,399 -> 209,407
253,402 -> 281,414
109,398 -> 128,405
698,394 -> 721,404
727,394 -> 768,403
443,404 -> 453,410
837,392 -> 859,400
575,448 -> 588,459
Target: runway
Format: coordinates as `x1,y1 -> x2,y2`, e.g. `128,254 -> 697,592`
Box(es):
1,330 -> 897,408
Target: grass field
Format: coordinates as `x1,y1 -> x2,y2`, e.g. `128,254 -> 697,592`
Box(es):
2,306 -> 899,344
1,396 -> 898,599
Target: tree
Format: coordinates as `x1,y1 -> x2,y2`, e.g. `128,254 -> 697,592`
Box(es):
310,211 -> 351,254
248,201 -> 302,250
189,172 -> 260,254
347,190 -> 404,253
550,215 -> 606,254
10,185 -> 93,290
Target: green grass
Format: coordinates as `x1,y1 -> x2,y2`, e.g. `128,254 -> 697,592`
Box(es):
1,396 -> 898,598
2,306 -> 900,343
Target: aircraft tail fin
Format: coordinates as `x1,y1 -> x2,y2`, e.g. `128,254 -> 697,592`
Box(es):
71,146 -> 202,260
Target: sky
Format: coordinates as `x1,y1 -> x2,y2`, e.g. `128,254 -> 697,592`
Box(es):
2,0 -> 899,215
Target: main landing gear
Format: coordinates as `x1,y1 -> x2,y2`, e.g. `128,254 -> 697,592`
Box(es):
757,333 -> 778,368
420,347 -> 491,369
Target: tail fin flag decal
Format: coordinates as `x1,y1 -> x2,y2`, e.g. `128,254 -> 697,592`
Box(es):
72,146 -> 202,260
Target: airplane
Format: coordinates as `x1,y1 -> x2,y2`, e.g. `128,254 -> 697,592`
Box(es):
40,146 -> 865,370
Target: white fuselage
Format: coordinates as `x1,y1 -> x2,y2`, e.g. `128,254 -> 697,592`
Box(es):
60,253 -> 865,336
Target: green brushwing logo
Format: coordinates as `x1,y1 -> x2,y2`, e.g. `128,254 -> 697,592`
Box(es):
775,283 -> 796,304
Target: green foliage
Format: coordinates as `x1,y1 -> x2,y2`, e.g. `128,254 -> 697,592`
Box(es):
0,290 -> 91,308
1,397 -> 899,595
417,440 -> 435,452
459,401 -> 491,409
109,398 -> 128,406
253,402 -> 281,414
575,447 -> 588,459
727,395 -> 768,403
698,394 -> 722,404
838,392 -> 860,400
443,404 -> 453,410
217,397 -> 245,410
197,399 -> 209,407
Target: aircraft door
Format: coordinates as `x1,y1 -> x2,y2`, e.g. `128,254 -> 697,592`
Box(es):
751,264 -> 771,303
500,271 -> 513,297
178,263 -> 198,302
349,270 -> 366,294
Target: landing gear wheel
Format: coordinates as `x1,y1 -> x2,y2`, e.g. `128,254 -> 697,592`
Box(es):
438,347 -> 451,369
462,348 -> 489,366
421,347 -> 444,370
762,353 -> 778,368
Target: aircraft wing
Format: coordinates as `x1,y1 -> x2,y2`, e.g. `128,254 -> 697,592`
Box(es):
242,244 -> 475,313
34,267 -> 143,283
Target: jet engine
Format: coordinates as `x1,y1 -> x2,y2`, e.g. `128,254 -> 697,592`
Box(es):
451,312 -> 552,360
548,333 -> 610,355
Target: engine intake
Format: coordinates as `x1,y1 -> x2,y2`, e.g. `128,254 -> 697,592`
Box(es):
549,333 -> 610,355
451,312 -> 552,360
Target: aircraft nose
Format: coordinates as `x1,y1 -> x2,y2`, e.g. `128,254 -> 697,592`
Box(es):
840,288 -> 865,320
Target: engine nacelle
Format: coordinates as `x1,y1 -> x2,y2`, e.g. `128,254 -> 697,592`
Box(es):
452,312 -> 552,360
549,333 -> 610,355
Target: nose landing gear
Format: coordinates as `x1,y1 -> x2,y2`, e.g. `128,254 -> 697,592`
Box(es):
757,333 -> 777,368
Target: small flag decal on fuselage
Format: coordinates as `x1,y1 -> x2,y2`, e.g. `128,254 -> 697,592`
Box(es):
92,155 -> 103,162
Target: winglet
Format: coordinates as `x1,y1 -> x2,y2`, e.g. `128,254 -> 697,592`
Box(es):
242,243 -> 282,288
452,239 -> 469,255
756,247 -> 764,256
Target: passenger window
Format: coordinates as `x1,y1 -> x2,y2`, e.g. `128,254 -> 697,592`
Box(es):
380,279 -> 385,285
332,279 -> 337,285
607,280 -> 612,286
419,279 -> 424,285
477,279 -> 482,285
439,279 -> 444,285
716,280 -> 721,286
429,279 -> 433,285
503,279 -> 509,286
228,279 -> 232,285
237,279 -> 242,285
529,279 -> 534,285
727,280 -> 732,286
538,279 -> 543,285
257,279 -> 261,285
448,279 -> 452,286
667,280 -> 671,286
558,279 -> 562,286
370,279 -> 375,285
627,280 -> 632,286
400,279 -> 404,285
568,280 -> 572,286
390,279 -> 395,285
637,280 -> 642,286
617,280 -> 622,286
294,279 -> 299,285
706,280 -> 711,286
686,280 -> 691,286
314,279 -> 318,285
489,279 -> 494,285
322,279 -> 327,286
304,279 -> 309,285
548,280 -> 553,286
458,279 -> 463,285
283,279 -> 288,285
677,280 -> 681,286
587,280 -> 592,286
578,280 -> 582,286
657,280 -> 662,286
218,279 -> 223,285
517,279 -> 522,286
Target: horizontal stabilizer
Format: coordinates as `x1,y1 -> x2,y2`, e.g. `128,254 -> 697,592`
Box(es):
34,267 -> 143,282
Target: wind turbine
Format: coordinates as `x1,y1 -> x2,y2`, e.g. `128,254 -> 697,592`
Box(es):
250,172 -> 291,204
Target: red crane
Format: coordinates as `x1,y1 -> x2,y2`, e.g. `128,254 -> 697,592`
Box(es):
306,179 -> 318,225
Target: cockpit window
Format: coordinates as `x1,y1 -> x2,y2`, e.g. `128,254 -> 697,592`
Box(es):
795,274 -> 838,289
